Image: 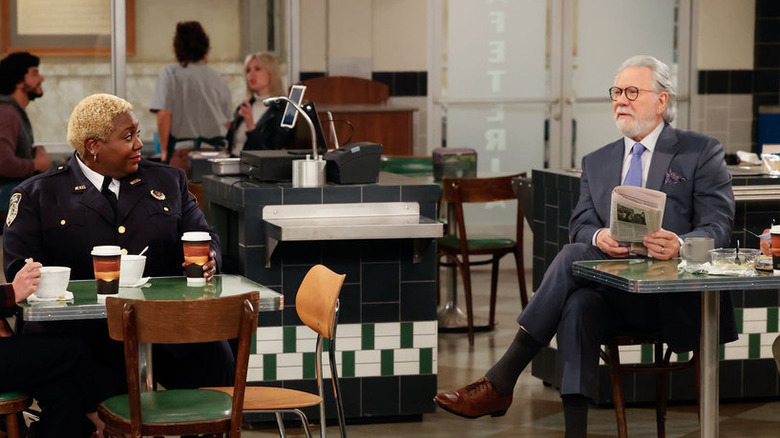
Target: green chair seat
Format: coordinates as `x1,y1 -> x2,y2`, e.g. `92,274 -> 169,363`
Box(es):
0,392 -> 28,403
439,234 -> 515,251
380,157 -> 433,177
101,389 -> 232,424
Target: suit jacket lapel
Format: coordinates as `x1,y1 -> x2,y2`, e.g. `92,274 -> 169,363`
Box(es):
646,124 -> 678,190
596,140 -> 626,221
69,155 -> 116,224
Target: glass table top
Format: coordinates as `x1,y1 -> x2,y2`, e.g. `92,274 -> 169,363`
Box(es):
18,274 -> 283,321
573,259 -> 780,293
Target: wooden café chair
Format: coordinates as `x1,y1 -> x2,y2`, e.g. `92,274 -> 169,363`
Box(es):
438,173 -> 529,345
209,264 -> 347,438
97,292 -> 260,438
600,330 -> 700,438
0,392 -> 32,438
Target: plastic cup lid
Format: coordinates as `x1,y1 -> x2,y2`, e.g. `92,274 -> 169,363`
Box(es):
91,245 -> 122,256
182,231 -> 211,242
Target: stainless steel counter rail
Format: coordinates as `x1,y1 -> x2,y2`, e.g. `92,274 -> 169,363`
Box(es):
263,202 -> 444,266
732,185 -> 780,201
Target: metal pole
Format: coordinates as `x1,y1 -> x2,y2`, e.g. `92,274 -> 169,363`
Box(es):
110,0 -> 127,98
700,289 -> 719,438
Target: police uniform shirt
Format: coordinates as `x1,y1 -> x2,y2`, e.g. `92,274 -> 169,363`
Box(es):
2,153 -> 221,281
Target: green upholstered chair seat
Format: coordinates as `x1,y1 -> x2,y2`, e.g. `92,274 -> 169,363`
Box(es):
0,392 -> 28,402
380,157 -> 433,177
101,389 -> 232,424
439,234 -> 515,251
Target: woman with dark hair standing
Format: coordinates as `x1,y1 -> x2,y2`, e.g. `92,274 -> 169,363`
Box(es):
150,21 -> 233,170
226,52 -> 294,154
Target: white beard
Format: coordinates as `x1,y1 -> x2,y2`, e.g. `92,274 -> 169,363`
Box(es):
614,110 -> 657,140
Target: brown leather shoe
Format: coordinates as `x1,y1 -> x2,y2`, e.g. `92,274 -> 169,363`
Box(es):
434,377 -> 512,419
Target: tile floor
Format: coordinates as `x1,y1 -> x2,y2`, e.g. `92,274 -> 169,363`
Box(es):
243,263 -> 780,438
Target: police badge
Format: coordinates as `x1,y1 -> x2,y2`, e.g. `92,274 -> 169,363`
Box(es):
6,192 -> 21,227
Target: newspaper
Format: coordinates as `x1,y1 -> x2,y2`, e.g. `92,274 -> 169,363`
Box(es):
609,185 -> 666,256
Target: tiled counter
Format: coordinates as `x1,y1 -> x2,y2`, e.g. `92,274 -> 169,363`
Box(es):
202,172 -> 440,421
530,167 -> 780,405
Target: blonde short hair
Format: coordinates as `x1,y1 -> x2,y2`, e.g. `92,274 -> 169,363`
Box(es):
244,52 -> 284,99
67,93 -> 134,155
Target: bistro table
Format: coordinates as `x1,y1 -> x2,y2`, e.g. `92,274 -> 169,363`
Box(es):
573,258 -> 780,438
17,274 -> 284,390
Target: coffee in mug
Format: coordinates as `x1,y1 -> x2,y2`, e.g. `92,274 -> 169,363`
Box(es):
182,231 -> 211,285
681,237 -> 715,264
771,225 -> 780,273
91,245 -> 122,296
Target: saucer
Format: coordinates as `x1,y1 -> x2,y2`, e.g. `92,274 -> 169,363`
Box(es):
119,277 -> 150,288
27,291 -> 74,302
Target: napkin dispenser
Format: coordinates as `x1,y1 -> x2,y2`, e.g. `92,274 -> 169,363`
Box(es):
325,142 -> 383,184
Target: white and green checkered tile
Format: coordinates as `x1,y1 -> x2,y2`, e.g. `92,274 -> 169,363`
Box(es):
248,321 -> 438,382
568,307 -> 780,367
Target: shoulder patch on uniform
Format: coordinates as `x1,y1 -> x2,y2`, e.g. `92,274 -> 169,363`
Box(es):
6,192 -> 21,227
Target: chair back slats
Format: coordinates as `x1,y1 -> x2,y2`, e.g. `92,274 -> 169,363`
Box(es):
106,293 -> 259,344
296,265 -> 346,339
441,173 -> 524,204
104,292 -> 260,437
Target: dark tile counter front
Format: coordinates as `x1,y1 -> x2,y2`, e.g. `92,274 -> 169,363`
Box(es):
202,173 -> 440,421
531,168 -> 780,405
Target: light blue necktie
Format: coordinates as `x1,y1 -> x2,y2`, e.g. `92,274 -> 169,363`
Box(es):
623,143 -> 646,187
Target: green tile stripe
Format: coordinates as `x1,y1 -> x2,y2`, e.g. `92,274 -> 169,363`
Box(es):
263,354 -> 276,381
768,308 -> 779,333
641,344 -> 653,363
677,351 -> 690,362
734,308 -> 743,333
303,352 -> 316,379
283,326 -> 296,353
749,333 -> 761,359
250,332 -> 257,355
420,348 -> 433,374
381,350 -> 394,376
342,351 -> 355,377
719,344 -> 725,360
401,322 -> 414,348
362,323 -> 375,350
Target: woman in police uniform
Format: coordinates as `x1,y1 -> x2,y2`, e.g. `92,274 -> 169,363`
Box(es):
2,93 -> 234,394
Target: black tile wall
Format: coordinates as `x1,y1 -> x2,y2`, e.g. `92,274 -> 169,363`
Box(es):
362,377 -> 401,416
298,71 -> 428,97
204,175 -> 439,420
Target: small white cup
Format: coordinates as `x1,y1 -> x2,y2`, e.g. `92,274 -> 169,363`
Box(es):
120,255 -> 146,286
37,266 -> 71,298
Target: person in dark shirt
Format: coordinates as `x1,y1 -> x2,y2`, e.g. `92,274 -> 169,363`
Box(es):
0,52 -> 51,214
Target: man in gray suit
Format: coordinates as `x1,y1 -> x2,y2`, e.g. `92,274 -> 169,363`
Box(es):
434,55 -> 737,438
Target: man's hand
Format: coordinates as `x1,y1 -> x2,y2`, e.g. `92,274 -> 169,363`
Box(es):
12,259 -> 42,303
760,228 -> 771,256
33,146 -> 51,172
596,228 -> 630,258
644,228 -> 681,260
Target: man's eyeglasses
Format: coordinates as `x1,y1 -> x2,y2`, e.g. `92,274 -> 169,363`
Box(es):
608,86 -> 657,101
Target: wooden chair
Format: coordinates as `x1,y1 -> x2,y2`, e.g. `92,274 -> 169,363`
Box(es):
208,264 -> 347,438
601,330 -> 700,438
0,392 -> 31,438
98,292 -> 260,438
438,173 -> 529,345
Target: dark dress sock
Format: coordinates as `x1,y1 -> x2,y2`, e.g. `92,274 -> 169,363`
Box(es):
484,327 -> 542,396
562,394 -> 589,438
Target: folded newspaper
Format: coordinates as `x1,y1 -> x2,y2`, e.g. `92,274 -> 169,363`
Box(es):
609,186 -> 666,256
